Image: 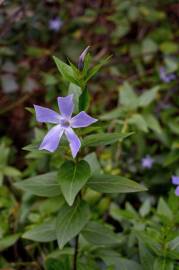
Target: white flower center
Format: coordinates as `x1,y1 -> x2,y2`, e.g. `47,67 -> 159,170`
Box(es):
60,118 -> 70,128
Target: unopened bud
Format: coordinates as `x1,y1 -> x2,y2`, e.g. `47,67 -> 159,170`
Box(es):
78,46 -> 90,71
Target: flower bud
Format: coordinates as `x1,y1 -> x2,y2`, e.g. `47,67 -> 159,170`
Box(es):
78,46 -> 90,71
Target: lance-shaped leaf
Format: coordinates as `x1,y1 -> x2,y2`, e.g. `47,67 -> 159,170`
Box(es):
82,132 -> 133,147
56,200 -> 90,249
96,249 -> 142,270
88,174 -> 147,193
23,220 -> 56,242
153,258 -> 174,270
53,56 -> 78,85
14,172 -> 61,197
58,160 -> 91,206
82,221 -> 122,246
0,234 -> 20,252
138,240 -> 154,270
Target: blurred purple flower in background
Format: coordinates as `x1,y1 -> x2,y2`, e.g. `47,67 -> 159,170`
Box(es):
49,17 -> 63,32
171,175 -> 179,196
34,95 -> 97,158
159,67 -> 176,83
141,155 -> 154,169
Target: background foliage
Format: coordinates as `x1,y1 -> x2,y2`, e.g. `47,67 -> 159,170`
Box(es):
0,0 -> 179,269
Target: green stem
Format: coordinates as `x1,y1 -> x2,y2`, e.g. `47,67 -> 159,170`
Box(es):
73,234 -> 79,270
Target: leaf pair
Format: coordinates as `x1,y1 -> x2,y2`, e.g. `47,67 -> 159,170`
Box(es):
23,199 -> 90,249
15,162 -> 146,205
23,206 -> 122,249
15,160 -> 91,206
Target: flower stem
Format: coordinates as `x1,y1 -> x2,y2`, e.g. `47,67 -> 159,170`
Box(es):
73,234 -> 79,270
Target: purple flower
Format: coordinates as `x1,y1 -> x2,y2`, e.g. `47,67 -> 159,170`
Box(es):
159,67 -> 176,83
141,155 -> 154,169
49,18 -> 63,32
34,95 -> 97,158
171,175 -> 179,196
78,46 -> 90,71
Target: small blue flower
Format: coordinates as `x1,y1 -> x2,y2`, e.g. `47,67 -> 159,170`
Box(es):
159,67 -> 176,83
141,155 -> 154,169
171,175 -> 179,196
34,95 -> 97,158
49,18 -> 63,32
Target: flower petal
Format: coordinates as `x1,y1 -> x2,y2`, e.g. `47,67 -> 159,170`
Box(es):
175,186 -> 179,196
34,105 -> 60,124
57,95 -> 74,118
71,111 -> 97,128
65,128 -> 81,158
39,125 -> 64,152
172,175 -> 179,185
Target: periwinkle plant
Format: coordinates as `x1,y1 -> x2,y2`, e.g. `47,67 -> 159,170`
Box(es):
15,48 -> 147,269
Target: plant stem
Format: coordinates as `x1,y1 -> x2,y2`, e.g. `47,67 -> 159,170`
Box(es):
73,235 -> 79,270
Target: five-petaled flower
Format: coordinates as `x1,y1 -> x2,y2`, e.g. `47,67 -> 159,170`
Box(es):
171,175 -> 179,196
49,18 -> 63,32
34,95 -> 97,158
141,155 -> 154,169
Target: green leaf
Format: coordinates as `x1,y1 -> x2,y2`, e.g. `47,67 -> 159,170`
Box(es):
137,232 -> 162,256
83,52 -> 92,76
57,160 -> 91,206
84,152 -> 101,175
56,200 -> 90,249
142,38 -> 158,62
157,197 -> 173,221
164,56 -> 178,72
23,220 -> 56,242
88,174 -> 147,193
143,114 -> 162,134
26,46 -> 49,57
128,114 -> 148,132
96,249 -> 142,270
45,258 -> 71,270
82,132 -> 133,147
68,83 -> 82,113
78,261 -> 99,270
85,55 -> 111,82
168,236 -> 179,252
139,199 -> 151,217
53,56 -> 78,85
14,172 -> 61,197
82,221 -> 122,245
138,240 -> 155,270
139,87 -> 159,107
4,166 -> 21,177
164,151 -> 179,166
47,247 -> 73,259
160,42 -> 178,54
153,258 -> 174,270
119,82 -> 139,109
100,108 -> 124,121
0,234 -> 20,252
79,87 -> 90,111
39,196 -> 65,216
110,203 -> 138,222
